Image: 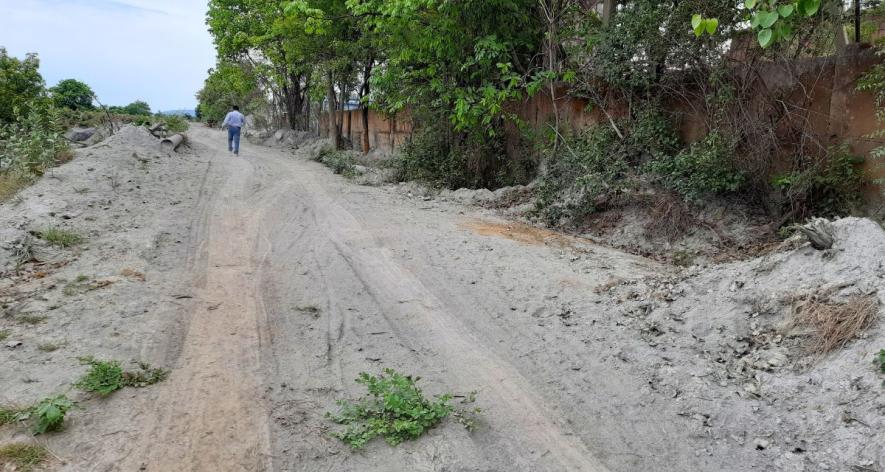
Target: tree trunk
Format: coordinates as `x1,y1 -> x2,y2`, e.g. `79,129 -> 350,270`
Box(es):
326,70 -> 341,149
361,61 -> 373,154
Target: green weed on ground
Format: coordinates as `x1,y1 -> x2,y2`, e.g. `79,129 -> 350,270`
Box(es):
0,330 -> 9,342
37,228 -> 83,248
327,369 -> 480,449
75,358 -> 168,396
0,443 -> 48,471
0,405 -> 30,426
31,395 -> 73,435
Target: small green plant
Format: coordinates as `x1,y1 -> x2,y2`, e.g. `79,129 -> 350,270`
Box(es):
875,349 -> 885,374
0,443 -> 48,471
31,394 -> 73,434
37,227 -> 83,248
76,358 -> 169,396
76,358 -> 125,396
328,369 -> 465,449
0,330 -> 9,342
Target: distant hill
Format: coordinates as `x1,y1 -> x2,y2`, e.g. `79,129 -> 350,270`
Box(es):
158,109 -> 196,117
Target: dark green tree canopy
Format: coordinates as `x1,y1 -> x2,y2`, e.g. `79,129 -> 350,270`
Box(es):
0,48 -> 46,123
50,79 -> 96,110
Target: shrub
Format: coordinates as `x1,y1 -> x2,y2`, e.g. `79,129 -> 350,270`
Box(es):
162,115 -> 189,133
533,124 -> 632,226
328,369 -> 458,449
316,149 -> 358,177
645,130 -> 743,201
772,145 -> 865,219
0,105 -> 69,176
0,48 -> 46,124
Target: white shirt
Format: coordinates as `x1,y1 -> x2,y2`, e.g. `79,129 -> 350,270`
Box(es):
222,111 -> 245,128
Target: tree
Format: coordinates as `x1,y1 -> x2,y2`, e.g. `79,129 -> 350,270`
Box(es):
196,62 -> 260,123
120,100 -> 151,116
50,79 -> 95,110
0,48 -> 46,123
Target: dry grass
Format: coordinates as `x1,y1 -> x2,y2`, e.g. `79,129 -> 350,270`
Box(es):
643,192 -> 695,242
0,172 -> 32,202
0,443 -> 48,471
789,292 -> 880,355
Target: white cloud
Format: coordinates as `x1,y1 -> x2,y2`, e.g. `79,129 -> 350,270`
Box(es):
0,0 -> 216,111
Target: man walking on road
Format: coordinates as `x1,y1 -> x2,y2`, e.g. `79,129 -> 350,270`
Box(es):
221,105 -> 245,156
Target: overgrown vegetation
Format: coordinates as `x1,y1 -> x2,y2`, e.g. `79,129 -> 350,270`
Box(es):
315,148 -> 358,177
0,443 -> 48,471
327,369 -> 478,449
75,357 -> 168,397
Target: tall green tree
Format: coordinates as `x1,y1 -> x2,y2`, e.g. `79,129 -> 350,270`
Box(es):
0,48 -> 46,124
50,79 -> 95,111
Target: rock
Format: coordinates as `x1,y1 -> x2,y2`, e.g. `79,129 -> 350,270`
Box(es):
5,340 -> 23,349
66,127 -> 97,142
753,438 -> 770,450
797,218 -> 834,250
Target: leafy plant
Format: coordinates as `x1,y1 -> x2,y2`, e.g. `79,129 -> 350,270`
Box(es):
37,227 -> 83,248
327,369 -> 462,449
31,394 -> 73,434
50,79 -> 95,111
0,443 -> 48,471
645,130 -> 744,201
75,358 -> 169,396
0,104 -> 68,176
161,115 -> 189,134
75,358 -> 125,396
875,349 -> 885,374
772,145 -> 865,218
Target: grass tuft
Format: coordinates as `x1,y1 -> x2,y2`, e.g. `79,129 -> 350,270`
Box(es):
76,358 -> 169,396
0,330 -> 9,342
0,173 -> 33,202
0,443 -> 48,471
37,227 -> 83,248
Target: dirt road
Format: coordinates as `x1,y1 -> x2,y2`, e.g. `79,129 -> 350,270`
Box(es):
4,125 -> 882,472
107,126 -> 650,471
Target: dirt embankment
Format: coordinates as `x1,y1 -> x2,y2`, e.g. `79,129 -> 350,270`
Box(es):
0,125 -> 882,472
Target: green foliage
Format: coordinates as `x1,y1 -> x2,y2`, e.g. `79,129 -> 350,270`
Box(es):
50,79 -> 95,110
0,104 -> 69,176
31,395 -> 73,435
37,227 -> 83,248
0,48 -> 46,124
316,148 -> 358,177
0,443 -> 48,471
75,358 -> 168,396
745,0 -> 822,48
76,358 -> 125,396
110,100 -> 151,116
327,369 -> 459,449
162,115 -> 189,133
0,330 -> 8,342
196,62 -> 260,124
772,145 -> 865,218
645,131 -> 744,201
875,349 -> 885,373
533,124 -> 632,226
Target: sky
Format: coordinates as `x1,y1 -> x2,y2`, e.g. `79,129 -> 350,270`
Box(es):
1,0 -> 216,112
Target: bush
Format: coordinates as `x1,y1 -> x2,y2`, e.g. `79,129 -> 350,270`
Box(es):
50,79 -> 95,111
162,115 -> 189,133
327,369 -> 460,449
533,124 -> 633,226
0,48 -> 46,124
0,105 -> 69,176
315,148 -> 358,177
645,130 -> 744,201
772,145 -> 865,218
